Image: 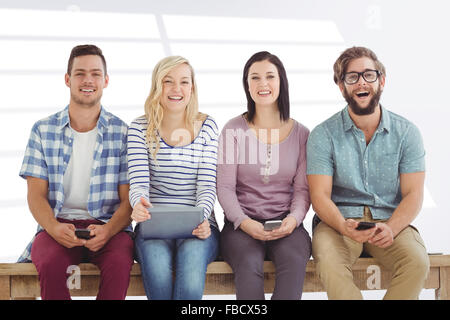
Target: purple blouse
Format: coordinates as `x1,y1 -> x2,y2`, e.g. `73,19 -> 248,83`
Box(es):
217,114 -> 311,229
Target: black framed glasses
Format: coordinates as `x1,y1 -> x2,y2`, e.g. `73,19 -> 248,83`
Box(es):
342,69 -> 380,85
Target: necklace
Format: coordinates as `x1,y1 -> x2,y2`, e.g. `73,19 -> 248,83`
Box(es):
262,143 -> 272,184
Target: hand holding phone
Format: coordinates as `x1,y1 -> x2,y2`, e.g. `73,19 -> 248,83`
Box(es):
355,222 -> 376,231
264,220 -> 282,231
75,228 -> 93,240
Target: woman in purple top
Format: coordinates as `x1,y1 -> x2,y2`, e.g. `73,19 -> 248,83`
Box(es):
217,51 -> 312,300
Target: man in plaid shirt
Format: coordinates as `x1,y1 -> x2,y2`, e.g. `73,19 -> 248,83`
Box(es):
18,45 -> 134,300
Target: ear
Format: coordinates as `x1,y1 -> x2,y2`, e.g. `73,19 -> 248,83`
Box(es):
338,81 -> 346,95
64,73 -> 70,88
379,74 -> 385,91
103,74 -> 109,89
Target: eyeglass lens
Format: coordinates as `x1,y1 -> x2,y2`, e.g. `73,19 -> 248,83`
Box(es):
344,70 -> 378,84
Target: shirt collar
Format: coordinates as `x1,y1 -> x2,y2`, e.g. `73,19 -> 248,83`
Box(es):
57,105 -> 108,130
378,105 -> 391,133
342,104 -> 391,133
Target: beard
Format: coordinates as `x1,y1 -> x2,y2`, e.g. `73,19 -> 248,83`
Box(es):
343,84 -> 382,116
71,91 -> 102,108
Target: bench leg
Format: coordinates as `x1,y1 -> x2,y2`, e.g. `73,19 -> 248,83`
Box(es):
0,276 -> 11,300
436,266 -> 450,300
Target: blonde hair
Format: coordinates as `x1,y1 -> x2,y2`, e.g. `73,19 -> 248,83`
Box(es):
144,56 -> 207,159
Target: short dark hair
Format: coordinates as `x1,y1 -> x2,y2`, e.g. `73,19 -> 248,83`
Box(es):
243,51 -> 290,123
333,46 -> 386,84
67,44 -> 107,75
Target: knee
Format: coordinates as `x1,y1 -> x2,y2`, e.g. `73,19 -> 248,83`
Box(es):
274,241 -> 311,267
33,253 -> 73,278
175,274 -> 205,300
234,256 -> 265,280
102,252 -> 133,273
179,269 -> 204,291
315,259 -> 352,280
395,252 -> 430,280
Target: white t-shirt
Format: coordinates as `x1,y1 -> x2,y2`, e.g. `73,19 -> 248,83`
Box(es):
58,126 -> 98,220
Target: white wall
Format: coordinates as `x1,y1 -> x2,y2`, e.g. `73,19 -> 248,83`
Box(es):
0,0 -> 447,300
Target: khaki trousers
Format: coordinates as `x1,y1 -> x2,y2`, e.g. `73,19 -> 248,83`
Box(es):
312,207 -> 430,300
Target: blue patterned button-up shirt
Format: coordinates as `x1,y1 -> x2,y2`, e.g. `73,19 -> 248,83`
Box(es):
18,106 -> 130,262
306,105 -> 425,220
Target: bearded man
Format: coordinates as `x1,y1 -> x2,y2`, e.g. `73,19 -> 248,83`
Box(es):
306,46 -> 429,300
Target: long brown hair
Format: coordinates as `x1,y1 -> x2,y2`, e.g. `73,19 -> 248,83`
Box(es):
242,51 -> 290,123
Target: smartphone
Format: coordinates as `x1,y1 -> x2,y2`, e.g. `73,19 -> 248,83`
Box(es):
75,228 -> 93,240
264,220 -> 282,231
356,222 -> 376,231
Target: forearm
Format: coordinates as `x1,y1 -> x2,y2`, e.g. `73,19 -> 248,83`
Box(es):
290,174 -> 311,226
310,193 -> 346,234
289,196 -> 310,227
129,185 -> 149,209
28,193 -> 58,231
26,177 -> 59,232
386,190 -> 423,237
196,188 -> 216,220
104,184 -> 133,236
197,148 -> 218,220
290,129 -> 311,226
217,163 -> 248,229
103,202 -> 132,236
307,174 -> 347,234
217,183 -> 249,229
387,171 -> 425,237
127,120 -> 150,208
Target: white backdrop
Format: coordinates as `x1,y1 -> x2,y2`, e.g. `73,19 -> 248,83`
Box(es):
0,0 -> 448,299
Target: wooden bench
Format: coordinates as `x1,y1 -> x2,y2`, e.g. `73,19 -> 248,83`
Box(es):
1,255 -> 450,300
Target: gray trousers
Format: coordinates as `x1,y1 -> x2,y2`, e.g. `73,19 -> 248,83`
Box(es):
220,220 -> 311,300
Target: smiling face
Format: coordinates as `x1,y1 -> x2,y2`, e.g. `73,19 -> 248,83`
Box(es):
65,54 -> 108,109
160,63 -> 193,115
339,57 -> 385,115
247,59 -> 280,108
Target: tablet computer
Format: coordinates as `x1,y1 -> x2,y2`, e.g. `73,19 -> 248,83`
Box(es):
138,205 -> 204,239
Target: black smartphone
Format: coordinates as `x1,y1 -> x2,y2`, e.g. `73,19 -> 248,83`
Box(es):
356,222 -> 376,231
75,228 -> 93,240
264,220 -> 282,231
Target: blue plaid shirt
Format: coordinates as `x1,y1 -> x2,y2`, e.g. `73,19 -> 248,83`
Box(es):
18,106 -> 130,262
307,105 -> 425,220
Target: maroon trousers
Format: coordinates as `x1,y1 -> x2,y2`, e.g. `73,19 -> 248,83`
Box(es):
31,218 -> 134,300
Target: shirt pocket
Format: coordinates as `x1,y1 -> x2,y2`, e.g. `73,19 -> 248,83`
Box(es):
374,153 -> 399,183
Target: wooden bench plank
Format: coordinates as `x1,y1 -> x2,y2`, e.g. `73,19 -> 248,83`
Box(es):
0,255 -> 449,299
0,276 -> 10,300
436,266 -> 450,300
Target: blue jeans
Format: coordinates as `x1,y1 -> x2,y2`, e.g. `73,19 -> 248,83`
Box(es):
135,225 -> 219,300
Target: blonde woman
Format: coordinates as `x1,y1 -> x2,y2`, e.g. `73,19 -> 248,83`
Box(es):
128,56 -> 219,300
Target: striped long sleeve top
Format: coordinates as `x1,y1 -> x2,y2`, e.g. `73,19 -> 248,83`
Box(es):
127,115 -> 218,228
